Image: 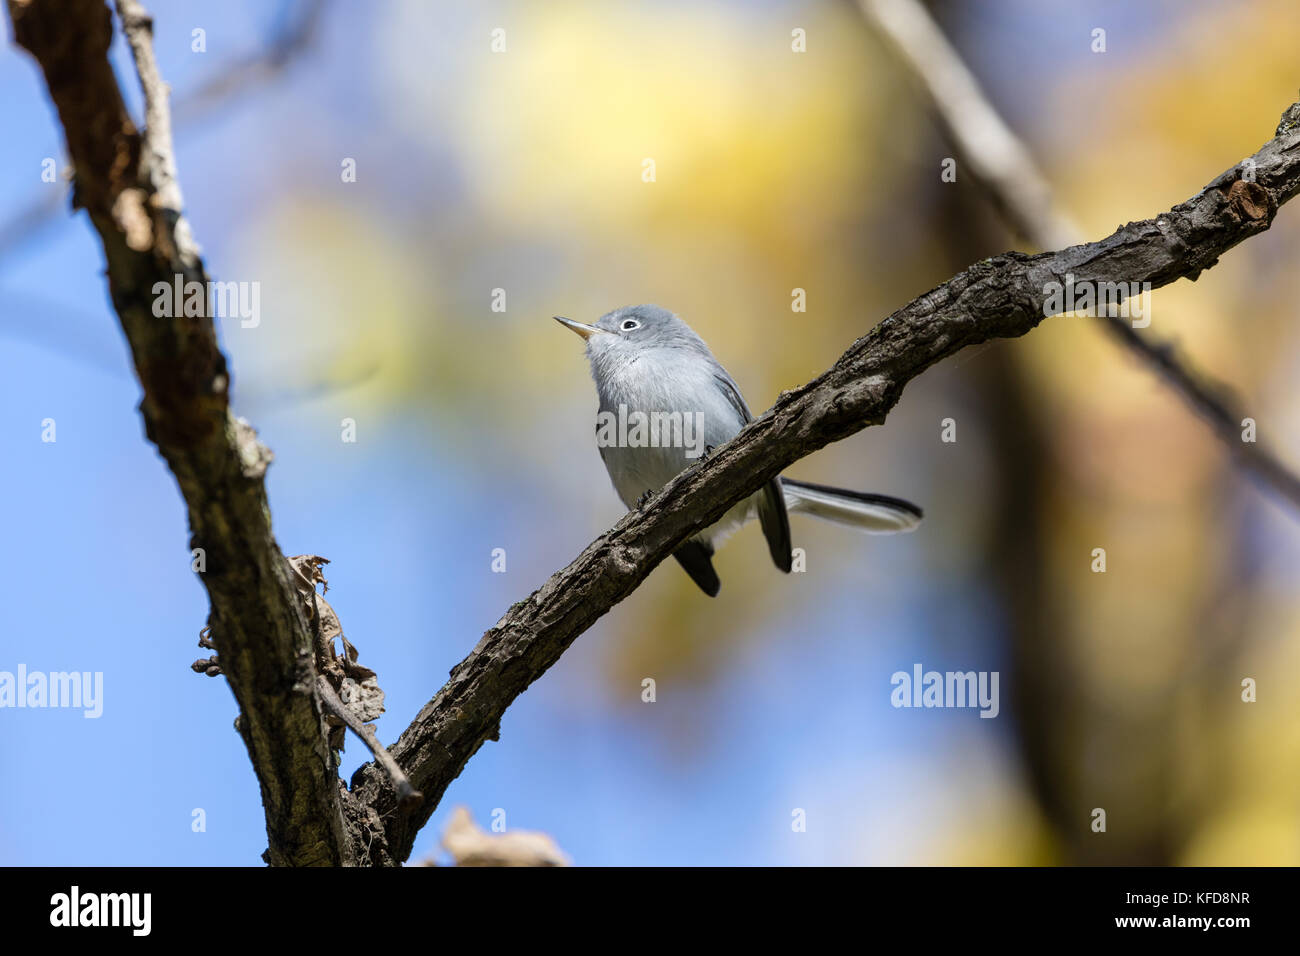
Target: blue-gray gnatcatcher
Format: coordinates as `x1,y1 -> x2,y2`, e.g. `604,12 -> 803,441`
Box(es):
556,305 -> 922,596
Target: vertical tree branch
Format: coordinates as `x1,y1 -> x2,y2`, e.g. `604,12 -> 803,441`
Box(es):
7,0 -> 356,865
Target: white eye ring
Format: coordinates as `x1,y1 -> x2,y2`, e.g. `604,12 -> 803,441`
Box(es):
620,319 -> 641,331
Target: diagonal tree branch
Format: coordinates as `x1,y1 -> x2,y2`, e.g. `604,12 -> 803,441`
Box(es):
12,0 -> 1300,866
857,0 -> 1300,510
351,104 -> 1300,863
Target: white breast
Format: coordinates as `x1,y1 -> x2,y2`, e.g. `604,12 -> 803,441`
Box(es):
594,347 -> 760,547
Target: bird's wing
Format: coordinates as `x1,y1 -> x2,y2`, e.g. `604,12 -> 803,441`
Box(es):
712,371 -> 753,422
711,371 -> 791,573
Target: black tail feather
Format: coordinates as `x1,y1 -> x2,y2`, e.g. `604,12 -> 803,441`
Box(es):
781,478 -> 923,520
758,476 -> 793,573
673,540 -> 721,597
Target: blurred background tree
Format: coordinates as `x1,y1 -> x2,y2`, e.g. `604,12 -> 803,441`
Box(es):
0,0 -> 1296,864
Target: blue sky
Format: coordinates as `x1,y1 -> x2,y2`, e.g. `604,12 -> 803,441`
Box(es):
0,0 -> 1214,865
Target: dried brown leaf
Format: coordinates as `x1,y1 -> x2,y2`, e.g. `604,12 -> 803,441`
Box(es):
440,806 -> 570,867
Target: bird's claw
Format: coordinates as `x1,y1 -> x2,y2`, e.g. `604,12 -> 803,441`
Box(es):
636,489 -> 654,510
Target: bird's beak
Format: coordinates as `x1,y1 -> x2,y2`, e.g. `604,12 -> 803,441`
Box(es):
554,316 -> 606,341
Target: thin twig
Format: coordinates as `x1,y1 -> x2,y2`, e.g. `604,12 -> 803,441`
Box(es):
114,0 -> 196,264
857,0 -> 1300,511
172,0 -> 327,128
318,675 -> 423,813
0,189 -> 64,265
0,0 -> 326,269
306,587 -> 421,812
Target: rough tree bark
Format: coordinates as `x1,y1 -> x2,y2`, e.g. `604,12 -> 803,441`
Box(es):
9,0 -> 1300,865
8,0 -> 362,865
858,0 -> 1300,509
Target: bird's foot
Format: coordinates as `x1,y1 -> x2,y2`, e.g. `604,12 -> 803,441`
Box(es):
636,489 -> 654,510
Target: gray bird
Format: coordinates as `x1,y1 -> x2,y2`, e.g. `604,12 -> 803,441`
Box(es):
556,304 -> 922,596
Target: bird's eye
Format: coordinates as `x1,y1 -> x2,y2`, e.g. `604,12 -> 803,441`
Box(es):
620,319 -> 640,332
